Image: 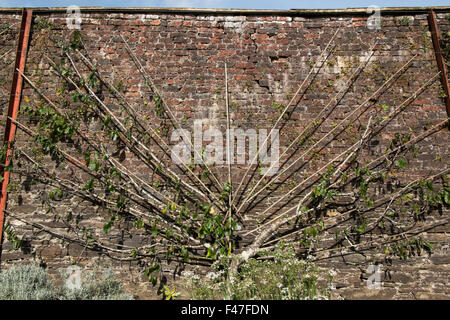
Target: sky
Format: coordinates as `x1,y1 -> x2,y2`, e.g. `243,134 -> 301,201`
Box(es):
0,0 -> 449,9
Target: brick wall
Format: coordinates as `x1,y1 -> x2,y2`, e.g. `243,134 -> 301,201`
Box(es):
0,8 -> 448,299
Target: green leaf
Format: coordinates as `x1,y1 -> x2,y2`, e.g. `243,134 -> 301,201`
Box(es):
151,223 -> 158,236
181,246 -> 189,262
89,161 -> 100,172
395,158 -> 406,169
423,240 -> 433,250
309,227 -> 318,237
116,195 -> 126,208
318,220 -> 324,230
385,210 -> 395,217
149,275 -> 157,286
136,218 -> 144,229
444,191 -> 450,204
83,178 -> 94,191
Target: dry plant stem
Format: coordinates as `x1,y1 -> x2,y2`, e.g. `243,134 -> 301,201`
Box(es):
223,62 -> 234,257
119,36 -> 223,191
19,68 -> 115,165
238,54 -> 418,212
64,53 -> 224,211
5,202 -> 211,261
5,210 -> 141,261
0,23 -> 17,36
251,167 -> 449,259
18,69 -> 71,118
262,117 -> 450,247
243,128 -> 373,238
243,76 -> 443,247
237,43 -> 383,214
261,219 -> 449,261
326,117 -> 447,197
3,209 -> 203,262
231,25 -> 343,206
61,53 -> 214,205
344,119 -> 448,185
265,166 -> 449,248
331,115 -> 373,179
10,82 -> 178,217
43,57 -> 183,209
10,117 -> 95,171
312,220 -> 449,262
16,71 -> 186,215
243,139 -> 372,237
5,210 -> 158,254
241,71 -> 441,225
294,115 -> 373,214
13,133 -> 199,244
102,148 -> 184,210
61,54 -> 191,207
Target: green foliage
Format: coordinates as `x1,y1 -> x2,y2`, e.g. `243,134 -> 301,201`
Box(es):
153,94 -> 164,116
21,104 -> 77,157
384,237 -> 434,260
440,31 -> 450,63
185,243 -> 333,300
144,262 -> 160,286
0,23 -> 10,32
3,223 -> 23,250
69,30 -> 83,50
398,17 -> 411,25
34,18 -> 53,31
197,204 -> 236,259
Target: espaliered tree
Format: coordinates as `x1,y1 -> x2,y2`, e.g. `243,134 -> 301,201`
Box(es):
3,24 -> 449,297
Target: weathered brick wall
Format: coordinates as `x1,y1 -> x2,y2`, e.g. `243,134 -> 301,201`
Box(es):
0,13 -> 21,136
0,8 -> 448,299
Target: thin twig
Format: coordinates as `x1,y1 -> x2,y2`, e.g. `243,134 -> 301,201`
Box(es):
238,53 -> 417,214
231,24 -> 343,208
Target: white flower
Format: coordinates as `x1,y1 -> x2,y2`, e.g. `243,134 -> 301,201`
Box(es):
241,250 -> 251,261
181,271 -> 192,277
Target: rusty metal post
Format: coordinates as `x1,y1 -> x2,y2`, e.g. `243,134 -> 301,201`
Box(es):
428,9 -> 450,121
0,8 -> 33,263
